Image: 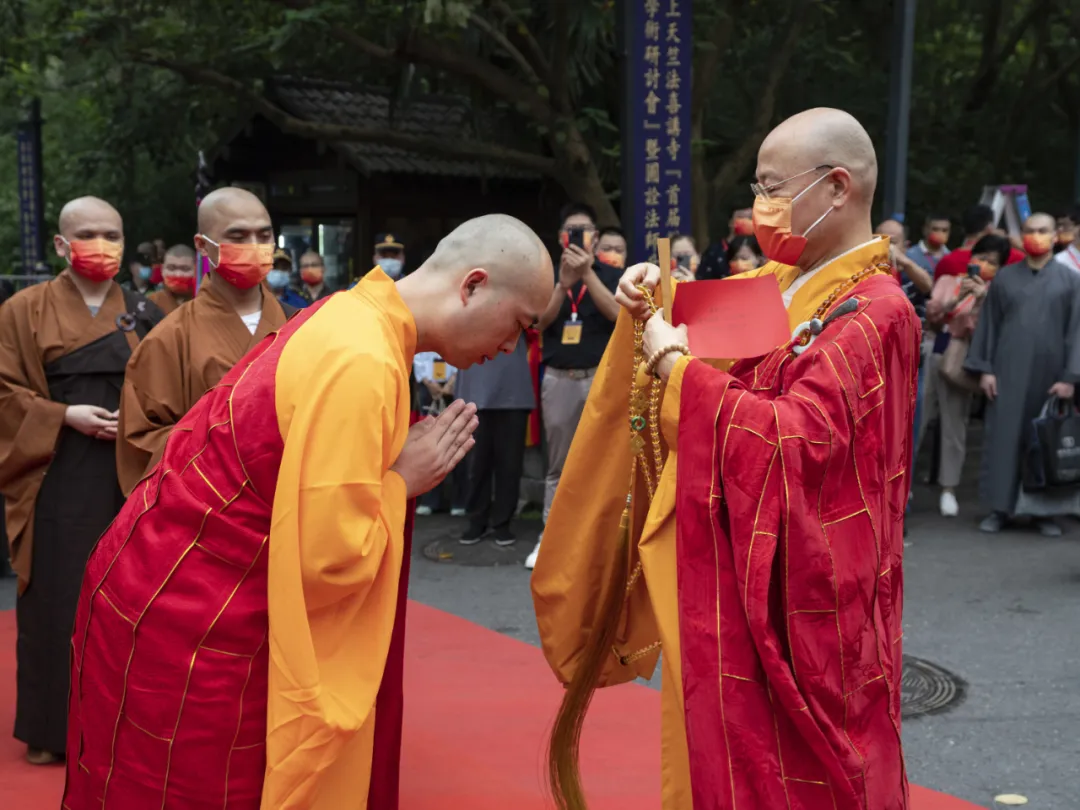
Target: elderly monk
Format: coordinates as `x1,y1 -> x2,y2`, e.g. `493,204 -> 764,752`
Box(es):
148,243 -> 198,314
533,109 -> 918,810
0,197 -> 164,765
64,214 -> 553,810
116,187 -> 296,495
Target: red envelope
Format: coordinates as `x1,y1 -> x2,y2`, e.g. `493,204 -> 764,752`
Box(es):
672,276 -> 790,359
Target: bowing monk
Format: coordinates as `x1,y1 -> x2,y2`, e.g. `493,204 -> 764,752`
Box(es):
64,214 -> 553,809
116,187 -> 295,495
533,109 -> 917,810
0,197 -> 164,765
147,243 -> 198,314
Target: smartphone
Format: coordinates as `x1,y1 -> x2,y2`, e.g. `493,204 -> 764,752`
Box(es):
966,263 -> 980,278
565,226 -> 587,250
675,254 -> 693,271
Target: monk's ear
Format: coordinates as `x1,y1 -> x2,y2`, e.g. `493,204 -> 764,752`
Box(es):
53,234 -> 69,259
461,268 -> 489,303
830,167 -> 854,205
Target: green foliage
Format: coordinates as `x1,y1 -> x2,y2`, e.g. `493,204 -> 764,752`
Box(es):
1,0 -> 1078,261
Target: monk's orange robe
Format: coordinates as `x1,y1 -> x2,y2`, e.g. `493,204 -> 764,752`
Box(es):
116,274 -> 290,495
65,268 -> 415,809
147,287 -> 190,315
533,239 -> 919,809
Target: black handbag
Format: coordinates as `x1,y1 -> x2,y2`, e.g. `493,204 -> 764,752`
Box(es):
1022,396 -> 1080,491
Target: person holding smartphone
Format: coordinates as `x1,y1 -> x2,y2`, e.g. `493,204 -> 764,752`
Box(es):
529,204 -> 621,568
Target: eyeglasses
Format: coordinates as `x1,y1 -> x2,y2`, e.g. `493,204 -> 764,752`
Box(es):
751,165 -> 834,200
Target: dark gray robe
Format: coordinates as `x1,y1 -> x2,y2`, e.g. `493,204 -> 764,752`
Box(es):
965,259 -> 1080,514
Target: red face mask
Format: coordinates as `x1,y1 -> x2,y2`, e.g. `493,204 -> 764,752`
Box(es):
204,238 -> 273,289
728,258 -> 755,275
300,266 -> 324,285
733,217 -> 755,236
163,274 -> 196,296
927,231 -> 948,249
1023,233 -> 1053,257
596,250 -> 625,269
65,238 -> 122,282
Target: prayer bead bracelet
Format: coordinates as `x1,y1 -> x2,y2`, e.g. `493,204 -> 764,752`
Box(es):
645,343 -> 690,377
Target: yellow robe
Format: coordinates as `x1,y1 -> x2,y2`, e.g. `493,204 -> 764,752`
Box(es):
531,239 -> 892,809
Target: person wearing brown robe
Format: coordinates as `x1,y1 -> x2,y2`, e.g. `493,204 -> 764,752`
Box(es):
147,243 -> 197,315
0,197 -> 164,764
116,188 -> 295,495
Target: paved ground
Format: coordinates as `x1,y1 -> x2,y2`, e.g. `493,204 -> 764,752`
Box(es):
3,427 -> 1078,808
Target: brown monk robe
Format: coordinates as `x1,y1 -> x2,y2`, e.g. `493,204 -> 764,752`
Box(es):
147,243 -> 198,315
116,187 -> 294,494
0,197 -> 164,763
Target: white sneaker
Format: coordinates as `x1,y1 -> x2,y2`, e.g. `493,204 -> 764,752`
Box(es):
939,491 -> 959,518
524,538 -> 542,570
415,505 -> 433,516
450,508 -> 467,517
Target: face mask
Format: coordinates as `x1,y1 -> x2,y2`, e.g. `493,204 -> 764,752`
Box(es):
300,266 -> 324,285
266,269 -> 290,291
728,258 -> 755,275
1023,233 -> 1053,257
752,172 -> 834,266
201,237 -> 273,289
63,237 -> 123,282
596,250 -> 625,269
1057,232 -> 1075,247
927,232 -> 948,249
733,218 -> 755,236
163,274 -> 195,296
378,258 -> 403,279
138,265 -> 153,281
971,258 -> 997,281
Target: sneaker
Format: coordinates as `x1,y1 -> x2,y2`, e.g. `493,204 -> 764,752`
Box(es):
939,491 -> 959,518
26,747 -> 62,766
524,538 -> 542,569
450,508 -> 467,517
1036,518 -> 1063,538
459,525 -> 488,546
415,505 -> 433,517
492,526 -> 516,547
979,512 -> 1005,533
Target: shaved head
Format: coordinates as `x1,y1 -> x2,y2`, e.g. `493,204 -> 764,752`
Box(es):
399,214 -> 553,369
755,108 -> 878,269
58,196 -> 123,240
1025,212 -> 1056,233
196,187 -> 272,241
165,244 -> 196,261
875,219 -> 906,246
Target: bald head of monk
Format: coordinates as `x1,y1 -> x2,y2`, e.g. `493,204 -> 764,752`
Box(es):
1022,212 -> 1057,262
875,218 -> 906,249
54,196 -> 124,263
397,214 -> 553,369
755,107 -> 878,271
194,187 -> 274,279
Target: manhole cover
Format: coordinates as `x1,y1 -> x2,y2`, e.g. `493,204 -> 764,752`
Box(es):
901,655 -> 965,718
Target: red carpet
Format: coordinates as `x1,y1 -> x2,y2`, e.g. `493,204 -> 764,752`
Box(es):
1,604 -> 983,808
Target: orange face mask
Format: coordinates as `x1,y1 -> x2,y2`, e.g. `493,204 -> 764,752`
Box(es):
300,265 -> 324,285
64,237 -> 122,282
163,273 -> 195,296
1057,231 -> 1076,247
751,172 -> 833,266
728,258 -> 755,275
1023,232 -> 1053,257
203,238 -> 273,289
970,258 -> 997,281
596,250 -> 625,269
733,217 -> 755,236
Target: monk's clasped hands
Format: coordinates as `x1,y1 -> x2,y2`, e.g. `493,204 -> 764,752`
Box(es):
392,399 -> 479,499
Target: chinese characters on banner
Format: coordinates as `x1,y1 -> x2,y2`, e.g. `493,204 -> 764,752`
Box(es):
628,0 -> 692,264
16,123 -> 45,273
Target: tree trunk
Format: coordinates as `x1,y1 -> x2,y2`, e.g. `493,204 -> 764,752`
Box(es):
552,120 -> 618,226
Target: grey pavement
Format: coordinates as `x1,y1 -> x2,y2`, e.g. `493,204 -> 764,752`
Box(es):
3,427 -> 1078,808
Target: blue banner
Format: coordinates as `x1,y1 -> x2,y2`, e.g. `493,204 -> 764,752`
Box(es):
16,123 -> 44,273
626,0 -> 693,264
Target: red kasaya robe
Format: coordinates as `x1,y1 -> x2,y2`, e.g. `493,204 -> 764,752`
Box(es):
64,268 -> 415,810
674,272 -> 917,809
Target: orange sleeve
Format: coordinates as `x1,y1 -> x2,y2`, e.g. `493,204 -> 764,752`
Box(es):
263,300 -> 409,810
116,325 -> 186,495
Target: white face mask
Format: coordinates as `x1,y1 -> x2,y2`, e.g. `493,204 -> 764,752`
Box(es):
378,258 -> 403,278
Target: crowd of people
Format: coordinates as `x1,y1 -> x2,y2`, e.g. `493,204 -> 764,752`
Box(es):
0,103 -> 1077,810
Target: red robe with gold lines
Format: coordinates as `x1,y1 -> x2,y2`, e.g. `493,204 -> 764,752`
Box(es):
64,268 -> 415,810
673,272 -> 917,809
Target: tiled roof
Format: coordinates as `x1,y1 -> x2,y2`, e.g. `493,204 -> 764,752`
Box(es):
270,78 -> 538,179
